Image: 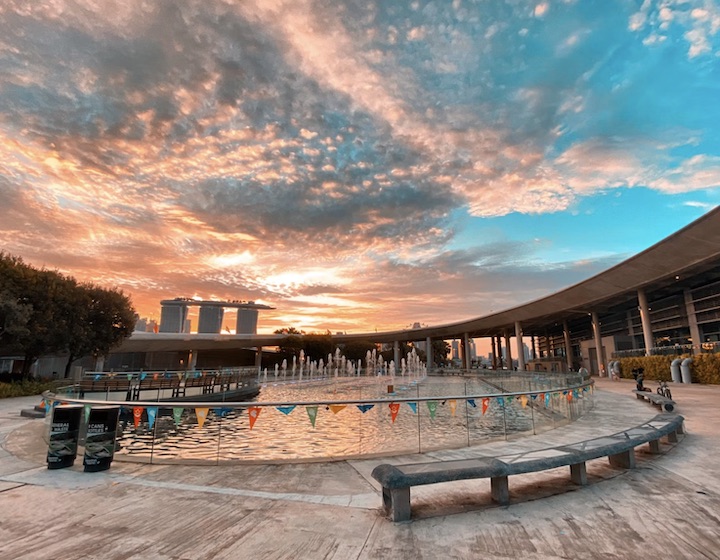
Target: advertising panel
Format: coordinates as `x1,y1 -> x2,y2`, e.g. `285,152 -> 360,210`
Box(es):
83,406 -> 120,472
47,405 -> 83,469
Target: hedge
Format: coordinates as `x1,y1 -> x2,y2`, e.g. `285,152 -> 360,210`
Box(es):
616,354 -> 720,384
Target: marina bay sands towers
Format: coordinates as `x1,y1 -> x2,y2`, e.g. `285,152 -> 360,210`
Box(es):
158,298 -> 274,334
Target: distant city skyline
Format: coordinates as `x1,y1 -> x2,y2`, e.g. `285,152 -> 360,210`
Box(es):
1,1 -> 719,344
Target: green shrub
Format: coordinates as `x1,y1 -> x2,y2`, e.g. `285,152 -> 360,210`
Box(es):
689,353 -> 720,384
617,355 -> 683,381
0,380 -> 58,399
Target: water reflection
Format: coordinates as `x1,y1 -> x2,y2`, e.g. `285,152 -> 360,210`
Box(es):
115,375 -> 592,463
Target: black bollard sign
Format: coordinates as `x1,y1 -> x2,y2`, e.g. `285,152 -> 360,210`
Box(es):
83,406 -> 120,472
47,404 -> 83,469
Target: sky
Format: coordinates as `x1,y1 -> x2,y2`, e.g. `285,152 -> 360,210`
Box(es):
1,0 -> 720,340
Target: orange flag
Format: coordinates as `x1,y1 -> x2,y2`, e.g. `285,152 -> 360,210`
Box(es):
389,402 -> 400,423
153,372 -> 159,380
520,395 -> 528,408
195,407 -> 209,428
133,407 -> 143,428
328,404 -> 347,414
567,391 -> 573,402
248,406 -> 262,429
481,397 -> 489,415
448,399 -> 457,416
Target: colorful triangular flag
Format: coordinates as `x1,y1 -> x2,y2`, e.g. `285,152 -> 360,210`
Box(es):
195,407 -> 209,429
389,402 -> 400,423
306,406 -> 319,427
427,401 -> 438,419
147,407 -> 158,430
357,404 -> 375,413
248,406 -> 261,429
329,404 -> 347,414
276,405 -> 296,415
407,402 -> 418,414
133,406 -> 143,428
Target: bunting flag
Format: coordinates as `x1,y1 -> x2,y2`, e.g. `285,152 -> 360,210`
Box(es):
306,406 -> 319,427
153,372 -> 159,380
93,374 -> 102,381
126,373 -> 133,380
356,404 -> 374,413
248,406 -> 261,429
448,399 -> 457,417
467,398 -> 477,408
389,402 -> 400,423
177,372 -> 183,380
133,406 -> 144,428
39,399 -> 45,409
84,404 -> 91,423
407,402 -> 418,414
328,404 -> 347,414
426,401 -> 438,419
567,391 -> 573,402
44,401 -> 51,414
195,407 -> 209,429
140,372 -> 147,381
147,407 -> 158,429
544,393 -> 551,407
496,397 -> 505,407
276,405 -> 297,415
520,395 -> 528,409
214,407 -> 232,418
172,407 -> 184,425
481,397 -> 489,415
530,394 -> 538,401
505,396 -> 514,405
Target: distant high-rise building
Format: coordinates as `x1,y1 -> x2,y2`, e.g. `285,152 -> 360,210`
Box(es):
198,306 -> 224,333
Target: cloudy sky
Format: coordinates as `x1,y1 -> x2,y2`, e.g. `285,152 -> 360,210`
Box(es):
1,0 -> 719,337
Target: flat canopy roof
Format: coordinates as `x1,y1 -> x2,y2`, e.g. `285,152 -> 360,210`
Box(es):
160,298 -> 274,310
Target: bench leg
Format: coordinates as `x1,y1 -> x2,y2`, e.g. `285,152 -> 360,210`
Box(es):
490,476 -> 509,505
609,449 -> 636,469
667,430 -> 679,443
382,487 -> 411,522
648,439 -> 661,454
570,462 -> 587,485
676,422 -> 685,435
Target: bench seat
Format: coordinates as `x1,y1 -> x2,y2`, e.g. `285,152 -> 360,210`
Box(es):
371,413 -> 684,522
633,390 -> 675,412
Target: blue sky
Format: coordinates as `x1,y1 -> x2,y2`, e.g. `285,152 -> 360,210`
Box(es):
0,0 -> 718,335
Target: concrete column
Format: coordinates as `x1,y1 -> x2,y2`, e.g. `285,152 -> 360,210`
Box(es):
563,321 -> 573,372
491,337 -> 498,369
426,337 -> 433,370
683,288 -> 702,355
514,322 -> 525,372
591,312 -> 606,376
496,335 -> 503,368
255,346 -> 263,373
504,330 -> 512,370
393,341 -> 400,372
627,310 -> 637,349
463,333 -> 472,370
188,350 -> 198,370
531,335 -> 537,360
637,288 -> 655,355
94,355 -> 105,372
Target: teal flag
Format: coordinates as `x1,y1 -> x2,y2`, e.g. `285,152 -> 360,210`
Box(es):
306,406 -> 319,427
467,398 -> 477,408
276,405 -> 296,415
407,402 -> 417,414
357,404 -> 375,413
146,407 -> 158,429
172,407 -> 183,425
426,401 -> 438,419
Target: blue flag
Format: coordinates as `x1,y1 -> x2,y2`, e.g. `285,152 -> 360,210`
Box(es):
357,404 -> 375,413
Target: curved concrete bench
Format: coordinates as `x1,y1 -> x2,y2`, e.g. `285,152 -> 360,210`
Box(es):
371,413 -> 685,522
633,389 -> 675,412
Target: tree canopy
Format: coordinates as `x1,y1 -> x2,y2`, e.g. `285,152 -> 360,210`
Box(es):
0,253 -> 136,377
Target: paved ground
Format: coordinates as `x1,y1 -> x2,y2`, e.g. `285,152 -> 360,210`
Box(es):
0,378 -> 719,559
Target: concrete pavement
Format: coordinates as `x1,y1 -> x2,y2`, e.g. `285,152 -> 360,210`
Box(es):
0,379 -> 719,559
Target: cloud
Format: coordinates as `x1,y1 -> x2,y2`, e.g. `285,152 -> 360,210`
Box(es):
0,0 -> 717,333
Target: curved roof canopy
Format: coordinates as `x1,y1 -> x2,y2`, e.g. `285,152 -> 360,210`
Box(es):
117,207 -> 720,353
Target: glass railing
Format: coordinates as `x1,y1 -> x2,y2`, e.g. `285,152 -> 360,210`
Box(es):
43,371 -> 594,464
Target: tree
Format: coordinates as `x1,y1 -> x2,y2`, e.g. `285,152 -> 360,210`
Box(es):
62,284 -> 136,377
0,253 -> 136,378
340,340 -> 378,362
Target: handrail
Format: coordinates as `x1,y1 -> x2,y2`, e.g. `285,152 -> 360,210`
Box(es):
42,379 -> 594,410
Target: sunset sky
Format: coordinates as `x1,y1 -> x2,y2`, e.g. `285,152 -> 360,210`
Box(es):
2,0 -> 719,338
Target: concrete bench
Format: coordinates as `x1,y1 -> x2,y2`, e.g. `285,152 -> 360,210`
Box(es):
371,413 -> 684,522
633,389 -> 675,412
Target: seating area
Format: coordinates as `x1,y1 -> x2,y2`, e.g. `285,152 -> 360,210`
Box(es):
633,389 -> 675,412
371,413 -> 684,522
77,370 -> 253,400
